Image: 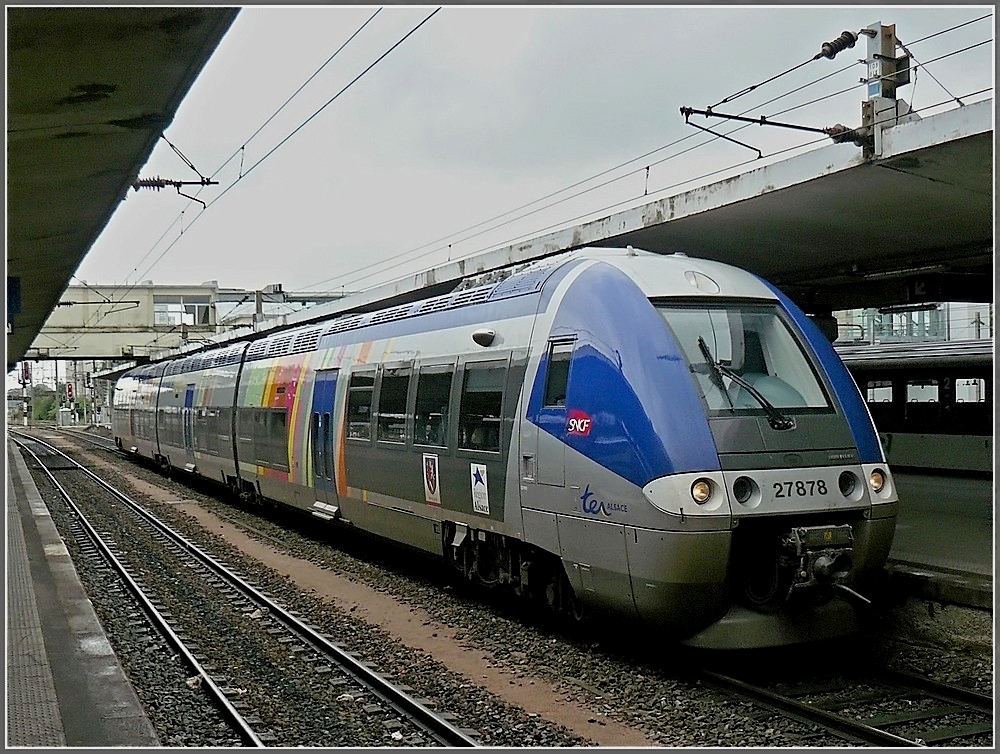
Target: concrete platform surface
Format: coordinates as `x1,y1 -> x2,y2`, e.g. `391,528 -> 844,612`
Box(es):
886,471 -> 993,609
6,441 -> 159,747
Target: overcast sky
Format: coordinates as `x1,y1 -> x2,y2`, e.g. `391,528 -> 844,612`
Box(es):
73,5 -> 993,296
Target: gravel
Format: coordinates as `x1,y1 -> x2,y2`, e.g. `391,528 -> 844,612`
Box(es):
28,429 -> 995,747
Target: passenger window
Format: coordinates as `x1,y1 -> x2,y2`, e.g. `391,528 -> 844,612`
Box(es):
543,341 -> 574,406
906,379 -> 939,402
865,380 -> 893,403
236,407 -> 289,470
347,371 -> 375,440
415,367 -> 453,447
322,412 -> 332,479
377,368 -> 410,443
268,409 -> 288,467
955,378 -> 986,403
459,362 -> 506,452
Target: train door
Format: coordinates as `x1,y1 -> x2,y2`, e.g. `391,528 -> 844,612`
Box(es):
310,369 -> 340,506
183,383 -> 195,459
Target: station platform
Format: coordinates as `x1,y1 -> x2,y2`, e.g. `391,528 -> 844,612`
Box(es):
5,436 -> 993,746
884,471 -> 994,610
6,440 -> 160,747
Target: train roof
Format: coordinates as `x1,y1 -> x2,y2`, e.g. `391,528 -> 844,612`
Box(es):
836,339 -> 994,370
126,247 -> 777,375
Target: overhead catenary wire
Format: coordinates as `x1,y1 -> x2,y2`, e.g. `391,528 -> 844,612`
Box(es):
341,21 -> 980,290
134,15 -> 991,299
127,5 -> 387,281
306,57 -> 868,291
681,34 -> 992,154
209,7 -> 441,203
438,84 -> 994,279
893,38 -> 993,107
107,6 -> 388,295
120,6 -> 440,296
708,11 -> 992,111
209,6 -> 384,183
328,60 -> 992,295
61,12 -> 992,354
709,28 -> 874,110
324,11 -> 993,291
57,8 -> 438,354
902,11 -> 993,47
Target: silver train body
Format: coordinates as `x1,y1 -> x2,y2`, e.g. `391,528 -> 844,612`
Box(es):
113,247 -> 898,648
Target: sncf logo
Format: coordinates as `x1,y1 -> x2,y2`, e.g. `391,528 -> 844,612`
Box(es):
566,409 -> 592,436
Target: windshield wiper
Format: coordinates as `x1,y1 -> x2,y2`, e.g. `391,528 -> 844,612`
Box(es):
696,337 -> 794,431
696,336 -> 735,411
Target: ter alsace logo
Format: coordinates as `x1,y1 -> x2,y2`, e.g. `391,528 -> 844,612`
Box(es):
566,408 -> 592,436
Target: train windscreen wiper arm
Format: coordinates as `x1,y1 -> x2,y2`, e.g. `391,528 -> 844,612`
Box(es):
697,337 -> 794,430
696,336 -> 735,411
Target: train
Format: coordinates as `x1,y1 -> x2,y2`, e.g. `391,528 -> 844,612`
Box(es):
112,246 -> 898,649
837,339 -> 992,475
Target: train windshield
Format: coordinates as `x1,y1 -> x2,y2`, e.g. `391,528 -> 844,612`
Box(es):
656,302 -> 831,414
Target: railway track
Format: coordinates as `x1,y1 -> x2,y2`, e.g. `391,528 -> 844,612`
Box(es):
701,666 -> 993,746
22,428 -> 992,748
52,425 -> 121,453
12,431 -> 480,747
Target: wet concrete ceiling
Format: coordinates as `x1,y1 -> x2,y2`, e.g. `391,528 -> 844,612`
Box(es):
6,7 -> 239,370
605,128 -> 993,313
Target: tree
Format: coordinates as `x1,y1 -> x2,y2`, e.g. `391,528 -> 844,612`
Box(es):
33,395 -> 57,421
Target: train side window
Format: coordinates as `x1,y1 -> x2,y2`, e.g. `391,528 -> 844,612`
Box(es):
415,367 -> 453,447
459,361 -> 506,452
195,408 -> 221,455
865,380 -> 893,403
346,371 -> 375,440
238,407 -> 289,470
955,378 -> 987,403
906,379 -> 939,402
543,341 -> 574,406
236,407 -> 255,459
322,412 -> 333,479
377,367 -> 410,444
904,378 -> 941,430
266,409 -> 289,470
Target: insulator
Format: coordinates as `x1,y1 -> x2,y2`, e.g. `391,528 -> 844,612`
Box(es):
132,176 -> 169,191
820,30 -> 858,60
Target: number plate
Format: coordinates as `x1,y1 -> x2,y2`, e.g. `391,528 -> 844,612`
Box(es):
771,478 -> 829,499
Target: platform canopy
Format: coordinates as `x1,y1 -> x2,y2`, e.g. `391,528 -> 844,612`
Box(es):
258,99 -> 993,338
6,7 -> 239,371
6,7 -> 992,370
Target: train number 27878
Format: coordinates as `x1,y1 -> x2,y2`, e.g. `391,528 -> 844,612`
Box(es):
773,479 -> 828,497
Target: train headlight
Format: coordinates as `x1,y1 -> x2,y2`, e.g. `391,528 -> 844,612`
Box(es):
868,468 -> 886,494
862,463 -> 897,507
691,478 -> 713,504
